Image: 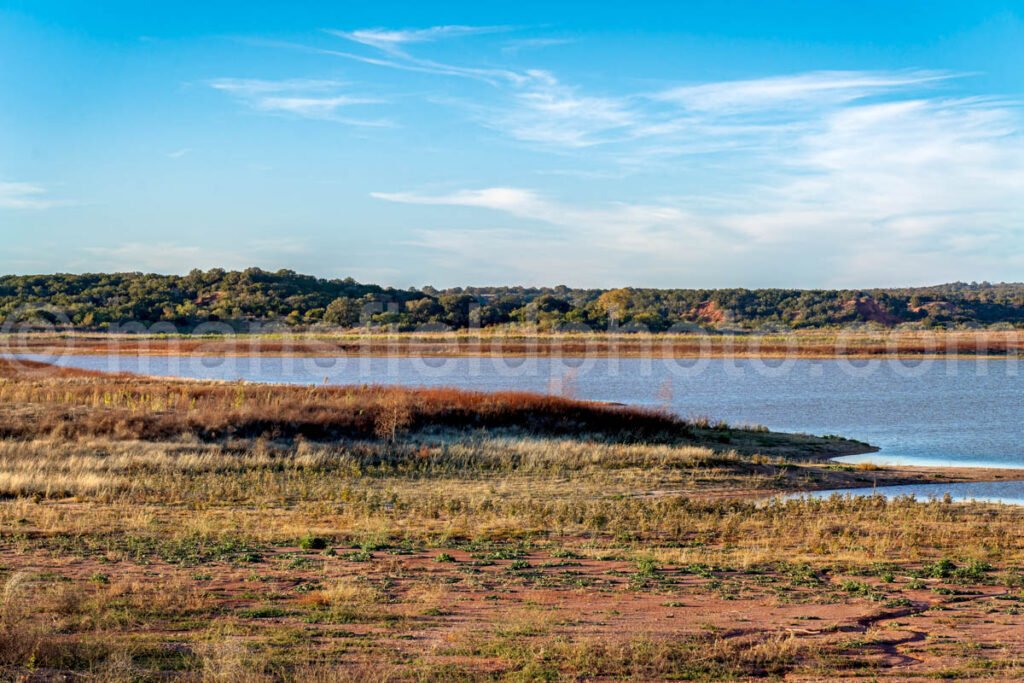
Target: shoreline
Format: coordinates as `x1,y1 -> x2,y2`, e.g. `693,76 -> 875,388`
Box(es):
819,463 -> 1024,489
8,354 -> 1024,497
9,350 -> 1023,360
792,442 -> 1024,498
3,330 -> 1023,360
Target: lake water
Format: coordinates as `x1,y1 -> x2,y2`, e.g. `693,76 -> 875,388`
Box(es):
18,354 -> 1023,471
788,480 -> 1024,506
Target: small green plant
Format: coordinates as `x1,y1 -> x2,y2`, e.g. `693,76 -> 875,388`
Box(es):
841,580 -> 873,596
287,556 -> 317,570
342,549 -> 373,562
682,563 -> 715,578
635,557 -> 659,578
954,559 -> 993,582
923,558 -> 957,579
434,553 -> 457,563
239,606 -> 291,619
298,533 -> 328,551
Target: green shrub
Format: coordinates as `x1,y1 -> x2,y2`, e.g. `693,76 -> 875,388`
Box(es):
923,558 -> 957,579
298,534 -> 328,551
635,557 -> 659,577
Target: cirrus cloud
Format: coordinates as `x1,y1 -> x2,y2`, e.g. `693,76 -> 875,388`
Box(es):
208,77 -> 388,125
0,182 -> 64,210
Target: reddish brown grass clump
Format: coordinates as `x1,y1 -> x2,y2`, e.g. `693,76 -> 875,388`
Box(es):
0,359 -> 689,442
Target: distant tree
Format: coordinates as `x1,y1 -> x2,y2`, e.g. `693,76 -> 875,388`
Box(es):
405,297 -> 443,324
533,294 -> 572,314
595,288 -> 635,319
438,294 -> 477,328
323,297 -> 361,327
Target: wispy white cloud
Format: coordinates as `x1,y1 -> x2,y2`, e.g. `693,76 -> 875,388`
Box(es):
253,94 -> 380,118
334,25 -> 510,54
209,77 -> 343,95
651,70 -> 954,112
481,70 -> 963,154
0,182 -> 63,210
167,148 -> 191,159
720,94 -> 1024,284
317,23 -> 544,87
373,187 -> 689,231
322,25 -> 525,85
489,71 -> 641,148
209,78 -> 387,124
373,187 -> 716,258
322,26 -> 638,143
306,45 -> 519,84
320,30 -> 962,157
375,81 -> 1024,287
235,26 -> 1024,284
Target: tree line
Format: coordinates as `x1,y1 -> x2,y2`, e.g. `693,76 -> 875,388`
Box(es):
2,268 -> 1024,331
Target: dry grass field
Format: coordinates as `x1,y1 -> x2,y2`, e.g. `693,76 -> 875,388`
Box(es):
3,360 -> 1024,680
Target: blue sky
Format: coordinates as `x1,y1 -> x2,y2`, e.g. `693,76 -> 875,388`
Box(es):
2,1 -> 1023,288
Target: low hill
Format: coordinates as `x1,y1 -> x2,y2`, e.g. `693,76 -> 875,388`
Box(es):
2,269 -> 1024,331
